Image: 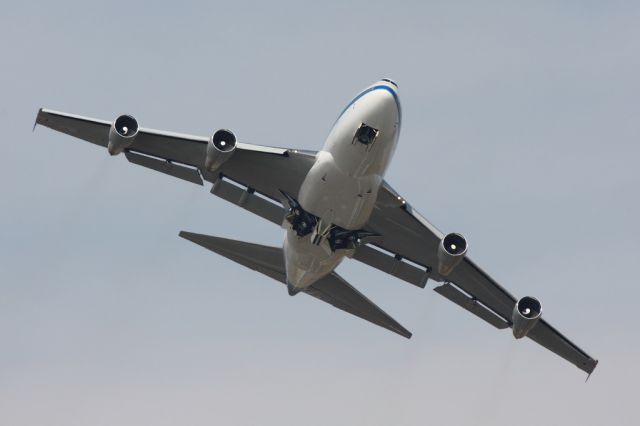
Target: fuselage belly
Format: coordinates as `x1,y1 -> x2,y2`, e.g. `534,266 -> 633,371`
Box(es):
284,81 -> 401,290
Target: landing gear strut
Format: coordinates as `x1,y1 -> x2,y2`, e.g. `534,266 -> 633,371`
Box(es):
281,191 -> 317,237
280,190 -> 379,252
328,228 -> 379,251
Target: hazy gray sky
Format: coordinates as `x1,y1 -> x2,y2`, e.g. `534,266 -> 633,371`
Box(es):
1,1 -> 639,425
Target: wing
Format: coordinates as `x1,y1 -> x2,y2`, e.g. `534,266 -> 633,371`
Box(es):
179,232 -> 411,338
35,108 -> 317,224
358,181 -> 598,374
35,109 -> 597,371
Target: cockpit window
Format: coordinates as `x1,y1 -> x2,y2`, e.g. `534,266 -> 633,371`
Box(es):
354,123 -> 379,146
381,78 -> 398,88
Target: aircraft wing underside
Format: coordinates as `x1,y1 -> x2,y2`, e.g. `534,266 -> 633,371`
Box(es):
35,109 -> 430,279
35,108 -> 597,374
360,182 -> 598,374
35,109 -> 316,216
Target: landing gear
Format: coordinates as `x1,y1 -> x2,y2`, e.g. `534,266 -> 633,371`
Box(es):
281,191 -> 317,237
280,190 -> 379,252
354,123 -> 379,146
328,228 -> 379,252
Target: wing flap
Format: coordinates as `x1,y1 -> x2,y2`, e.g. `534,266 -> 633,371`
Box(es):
352,245 -> 431,288
365,179 -> 598,374
434,283 -> 509,329
129,128 -> 208,167
179,231 -> 411,338
447,259 -> 517,321
210,177 -> 286,225
125,151 -> 203,185
364,181 -> 443,269
213,149 -> 317,202
36,108 -> 316,221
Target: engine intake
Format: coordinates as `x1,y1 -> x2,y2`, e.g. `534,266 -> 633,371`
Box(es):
108,114 -> 139,155
205,129 -> 236,171
512,296 -> 542,339
437,232 -> 468,276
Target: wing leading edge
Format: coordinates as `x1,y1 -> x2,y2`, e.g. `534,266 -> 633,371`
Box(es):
35,108 -> 412,339
35,108 -> 597,373
35,108 -> 316,224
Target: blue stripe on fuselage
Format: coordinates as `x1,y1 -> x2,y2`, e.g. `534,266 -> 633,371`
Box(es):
335,85 -> 402,123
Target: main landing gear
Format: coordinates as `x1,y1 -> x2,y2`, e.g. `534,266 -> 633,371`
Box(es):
280,191 -> 379,252
281,191 -> 317,237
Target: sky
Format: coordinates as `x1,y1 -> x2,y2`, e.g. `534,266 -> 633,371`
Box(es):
1,1 -> 639,425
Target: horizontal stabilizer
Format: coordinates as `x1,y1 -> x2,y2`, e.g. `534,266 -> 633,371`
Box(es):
179,231 -> 411,338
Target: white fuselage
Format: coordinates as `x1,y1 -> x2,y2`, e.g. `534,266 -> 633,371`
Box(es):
284,80 -> 401,290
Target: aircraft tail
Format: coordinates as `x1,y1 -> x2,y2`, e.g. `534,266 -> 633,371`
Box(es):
179,231 -> 411,338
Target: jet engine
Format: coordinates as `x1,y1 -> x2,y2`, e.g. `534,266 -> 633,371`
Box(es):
205,129 -> 236,171
108,114 -> 139,155
511,296 -> 542,339
437,232 -> 468,276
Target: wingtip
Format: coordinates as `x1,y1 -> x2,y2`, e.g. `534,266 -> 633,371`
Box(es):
179,230 -> 197,241
33,107 -> 43,132
395,326 -> 412,339
585,359 -> 599,382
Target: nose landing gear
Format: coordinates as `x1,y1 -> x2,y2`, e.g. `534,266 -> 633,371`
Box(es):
353,123 -> 379,146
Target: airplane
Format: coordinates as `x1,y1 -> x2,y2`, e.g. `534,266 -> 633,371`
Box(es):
35,79 -> 597,375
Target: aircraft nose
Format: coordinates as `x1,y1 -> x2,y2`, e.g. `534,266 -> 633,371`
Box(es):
380,78 -> 398,89
365,83 -> 401,125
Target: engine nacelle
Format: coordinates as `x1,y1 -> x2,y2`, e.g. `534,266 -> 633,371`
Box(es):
437,232 -> 468,276
205,129 -> 236,171
512,296 -> 542,339
108,114 -> 139,155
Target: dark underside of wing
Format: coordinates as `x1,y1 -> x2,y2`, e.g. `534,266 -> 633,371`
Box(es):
35,108 -> 597,373
360,181 -> 598,374
35,108 -> 317,224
